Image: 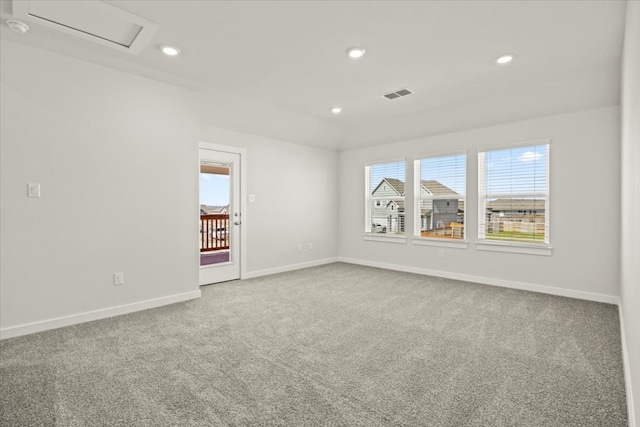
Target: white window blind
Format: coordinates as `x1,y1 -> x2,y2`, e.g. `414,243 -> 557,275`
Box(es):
478,143 -> 549,245
365,161 -> 406,235
414,154 -> 466,240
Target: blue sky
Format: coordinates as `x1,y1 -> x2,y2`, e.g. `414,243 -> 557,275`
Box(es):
199,173 -> 229,206
484,145 -> 548,194
370,161 -> 405,192
421,154 -> 466,195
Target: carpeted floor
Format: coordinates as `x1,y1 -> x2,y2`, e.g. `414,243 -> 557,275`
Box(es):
0,263 -> 628,426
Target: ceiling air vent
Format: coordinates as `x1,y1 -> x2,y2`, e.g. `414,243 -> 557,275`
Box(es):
12,0 -> 158,55
382,88 -> 414,100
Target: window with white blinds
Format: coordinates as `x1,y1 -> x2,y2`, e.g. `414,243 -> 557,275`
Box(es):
478,142 -> 549,245
414,153 -> 466,240
365,160 -> 406,235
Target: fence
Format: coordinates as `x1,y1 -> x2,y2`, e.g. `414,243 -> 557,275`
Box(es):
501,221 -> 545,234
487,217 -> 545,235
200,214 -> 229,252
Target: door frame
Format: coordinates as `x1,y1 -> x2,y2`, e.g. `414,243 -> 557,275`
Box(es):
199,141 -> 247,280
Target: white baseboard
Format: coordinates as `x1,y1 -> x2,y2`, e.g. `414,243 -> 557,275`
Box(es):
243,257 -> 339,279
0,290 -> 202,340
619,304 -> 637,427
337,257 -> 620,305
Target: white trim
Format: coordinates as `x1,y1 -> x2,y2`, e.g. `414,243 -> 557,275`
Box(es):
364,165 -> 372,233
243,258 -> 338,279
0,290 -> 201,340
476,241 -> 552,256
199,142 -> 248,280
364,160 -> 406,234
363,234 -> 407,243
412,237 -> 468,249
546,142 -> 552,246
619,304 -> 637,427
413,153 -> 467,241
477,141 -> 551,246
337,257 -> 619,304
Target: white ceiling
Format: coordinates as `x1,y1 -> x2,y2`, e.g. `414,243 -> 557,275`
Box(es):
0,0 -> 628,150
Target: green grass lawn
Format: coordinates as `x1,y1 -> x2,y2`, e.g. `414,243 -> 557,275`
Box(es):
486,231 -> 545,242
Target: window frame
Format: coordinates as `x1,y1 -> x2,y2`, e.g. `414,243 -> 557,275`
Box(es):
364,159 -> 407,242
477,139 -> 552,256
412,151 -> 468,249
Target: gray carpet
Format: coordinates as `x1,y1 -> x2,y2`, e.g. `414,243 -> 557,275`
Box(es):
0,263 -> 628,426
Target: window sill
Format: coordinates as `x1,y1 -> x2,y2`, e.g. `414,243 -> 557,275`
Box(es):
363,234 -> 407,244
476,241 -> 553,256
412,237 -> 468,249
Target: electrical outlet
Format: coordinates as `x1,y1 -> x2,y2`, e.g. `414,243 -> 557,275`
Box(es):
297,244 -> 302,252
113,272 -> 124,286
439,249 -> 445,258
308,243 -> 313,250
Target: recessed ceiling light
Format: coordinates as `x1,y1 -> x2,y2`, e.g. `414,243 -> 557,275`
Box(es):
331,107 -> 342,114
496,53 -> 515,64
160,45 -> 180,56
346,47 -> 366,59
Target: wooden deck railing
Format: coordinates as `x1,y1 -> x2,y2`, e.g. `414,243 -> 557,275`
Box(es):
200,214 -> 229,252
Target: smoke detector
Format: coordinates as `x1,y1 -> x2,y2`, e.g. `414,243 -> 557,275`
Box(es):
6,20 -> 29,34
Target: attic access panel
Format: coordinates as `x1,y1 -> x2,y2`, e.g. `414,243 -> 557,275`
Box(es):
12,0 -> 158,54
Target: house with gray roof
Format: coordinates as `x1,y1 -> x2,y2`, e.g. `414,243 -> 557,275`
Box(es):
486,199 -> 544,216
200,205 -> 229,215
371,178 -> 462,233
419,180 -> 461,232
371,178 -> 405,232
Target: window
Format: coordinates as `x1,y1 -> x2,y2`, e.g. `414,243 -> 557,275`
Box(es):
365,161 -> 405,235
414,153 -> 466,240
478,142 -> 549,246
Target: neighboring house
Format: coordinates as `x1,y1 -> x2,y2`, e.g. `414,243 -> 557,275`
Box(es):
485,199 -> 545,225
200,205 -> 229,215
484,199 -> 546,234
371,178 -> 405,232
486,199 -> 544,217
419,180 -> 460,231
371,178 -> 461,233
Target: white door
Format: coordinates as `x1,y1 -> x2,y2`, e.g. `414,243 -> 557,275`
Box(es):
199,149 -> 241,285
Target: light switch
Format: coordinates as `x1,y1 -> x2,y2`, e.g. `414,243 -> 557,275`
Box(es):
27,183 -> 41,198
248,194 -> 255,202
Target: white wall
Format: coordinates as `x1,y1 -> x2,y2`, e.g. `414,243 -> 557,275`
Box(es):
339,106 -> 621,301
199,123 -> 339,276
620,1 -> 640,425
345,63 -> 621,150
199,86 -> 347,151
0,41 -> 201,337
